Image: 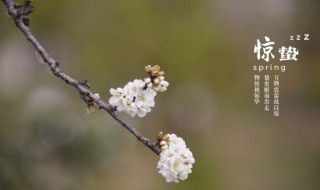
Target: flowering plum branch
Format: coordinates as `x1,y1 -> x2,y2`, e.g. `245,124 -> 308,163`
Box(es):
1,0 -> 194,182
1,0 -> 160,155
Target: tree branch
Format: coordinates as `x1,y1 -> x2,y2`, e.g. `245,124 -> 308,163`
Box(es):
1,0 -> 160,155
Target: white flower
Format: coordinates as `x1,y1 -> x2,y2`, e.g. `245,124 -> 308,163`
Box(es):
158,80 -> 169,92
109,79 -> 157,117
157,134 -> 195,183
134,87 -> 157,117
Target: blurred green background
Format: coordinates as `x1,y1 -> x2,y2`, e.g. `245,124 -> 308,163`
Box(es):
0,0 -> 320,190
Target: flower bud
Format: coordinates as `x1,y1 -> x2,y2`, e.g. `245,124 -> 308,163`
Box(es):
160,140 -> 167,146
153,86 -> 160,92
163,134 -> 170,141
154,78 -> 160,84
160,80 -> 169,87
159,76 -> 165,81
145,65 -> 152,72
144,77 -> 151,83
161,145 -> 168,150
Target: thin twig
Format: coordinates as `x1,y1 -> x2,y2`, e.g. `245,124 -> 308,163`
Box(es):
1,0 -> 160,155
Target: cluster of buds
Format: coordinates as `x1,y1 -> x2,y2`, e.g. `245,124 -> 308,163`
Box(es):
144,65 -> 169,92
86,93 -> 100,113
14,0 -> 34,26
158,132 -> 171,151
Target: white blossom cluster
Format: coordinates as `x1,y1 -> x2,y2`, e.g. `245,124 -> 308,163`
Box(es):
157,134 -> 195,183
109,65 -> 169,117
108,66 -> 195,182
109,79 -> 157,117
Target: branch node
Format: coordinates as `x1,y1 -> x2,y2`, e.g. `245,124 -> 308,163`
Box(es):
14,3 -> 21,9
17,0 -> 34,16
78,79 -> 90,88
110,106 -> 117,112
53,61 -> 60,68
80,93 -> 90,104
9,0 -> 34,26
50,68 -> 59,77
21,17 -> 29,26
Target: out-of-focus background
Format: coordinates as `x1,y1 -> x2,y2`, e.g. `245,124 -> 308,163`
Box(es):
0,0 -> 319,190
